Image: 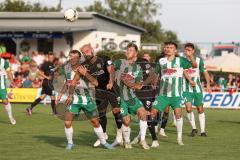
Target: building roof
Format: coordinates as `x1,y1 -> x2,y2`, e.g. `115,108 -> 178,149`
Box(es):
0,12 -> 146,33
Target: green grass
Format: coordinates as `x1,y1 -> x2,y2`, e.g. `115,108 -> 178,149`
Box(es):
0,104 -> 240,160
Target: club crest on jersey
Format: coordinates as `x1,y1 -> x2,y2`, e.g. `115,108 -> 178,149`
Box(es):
159,58 -> 167,65
145,64 -> 151,69
173,64 -> 179,68
107,60 -> 112,65
97,63 -> 102,68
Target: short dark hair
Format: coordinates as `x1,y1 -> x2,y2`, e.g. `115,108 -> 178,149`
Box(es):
127,43 -> 138,52
164,41 -> 178,49
184,43 -> 195,50
48,52 -> 54,56
69,50 -> 81,57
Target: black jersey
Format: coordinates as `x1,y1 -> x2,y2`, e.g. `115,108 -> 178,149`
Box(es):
135,58 -> 157,107
40,61 -> 55,77
81,55 -> 112,90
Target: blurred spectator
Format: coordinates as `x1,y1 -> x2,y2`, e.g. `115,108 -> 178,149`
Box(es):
14,72 -> 23,88
217,76 -> 227,92
32,51 -> 45,66
59,51 -> 67,64
20,58 -> 30,78
143,52 -> 151,62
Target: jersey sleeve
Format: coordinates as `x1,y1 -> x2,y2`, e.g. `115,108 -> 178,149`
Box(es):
113,59 -> 121,70
155,62 -> 161,74
135,67 -> 143,83
4,59 -> 10,71
180,57 -> 191,69
199,57 -> 205,73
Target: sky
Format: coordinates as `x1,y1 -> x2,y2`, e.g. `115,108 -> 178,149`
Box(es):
1,0 -> 240,43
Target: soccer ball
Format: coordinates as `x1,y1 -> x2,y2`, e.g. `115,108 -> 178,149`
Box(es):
64,8 -> 78,22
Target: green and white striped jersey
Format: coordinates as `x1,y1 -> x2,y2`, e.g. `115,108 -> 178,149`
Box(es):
155,56 -> 191,97
183,56 -> 205,93
64,63 -> 95,105
114,59 -> 143,101
0,58 -> 9,89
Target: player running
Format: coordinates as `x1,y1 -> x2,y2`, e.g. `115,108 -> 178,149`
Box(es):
59,50 -> 113,150
0,57 -> 16,125
151,41 -> 197,145
113,43 -> 150,149
182,43 -> 211,137
26,53 -> 57,116
80,44 -> 123,147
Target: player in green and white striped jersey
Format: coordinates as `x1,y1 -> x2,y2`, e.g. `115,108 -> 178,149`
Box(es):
113,43 -> 150,150
57,50 -> 113,150
183,43 -> 212,137
0,57 -> 16,125
151,41 -> 197,145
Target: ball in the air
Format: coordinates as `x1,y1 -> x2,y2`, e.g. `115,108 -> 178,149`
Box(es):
64,8 -> 78,22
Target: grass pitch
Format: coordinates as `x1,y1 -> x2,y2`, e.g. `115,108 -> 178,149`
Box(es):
0,104 -> 240,160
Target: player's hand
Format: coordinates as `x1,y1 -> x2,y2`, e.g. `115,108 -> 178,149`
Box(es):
134,82 -> 143,90
120,73 -> 134,81
66,95 -> 73,106
206,83 -> 212,93
10,81 -> 16,88
56,95 -> 62,105
189,80 -> 196,87
106,82 -> 113,90
78,65 -> 87,76
45,76 -> 51,80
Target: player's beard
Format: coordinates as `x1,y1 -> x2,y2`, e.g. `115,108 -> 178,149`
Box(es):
85,55 -> 93,61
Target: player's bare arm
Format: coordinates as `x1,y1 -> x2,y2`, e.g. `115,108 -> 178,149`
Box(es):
204,71 -> 212,93
183,70 -> 196,87
120,75 -> 143,90
106,65 -> 114,90
37,70 -> 50,80
6,69 -> 15,87
78,65 -> 98,87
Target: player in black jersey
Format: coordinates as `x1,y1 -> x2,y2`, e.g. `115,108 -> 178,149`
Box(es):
130,55 -> 160,148
80,44 -> 123,147
26,53 -> 57,116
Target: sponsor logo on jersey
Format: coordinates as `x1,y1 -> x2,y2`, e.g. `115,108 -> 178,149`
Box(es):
186,68 -> 196,73
162,68 -> 177,75
159,58 -> 167,65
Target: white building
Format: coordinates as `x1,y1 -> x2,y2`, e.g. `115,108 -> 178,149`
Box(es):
0,12 -> 145,56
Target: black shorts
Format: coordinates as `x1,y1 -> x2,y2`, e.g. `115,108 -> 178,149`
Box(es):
136,86 -> 156,111
41,79 -> 55,96
95,89 -> 119,114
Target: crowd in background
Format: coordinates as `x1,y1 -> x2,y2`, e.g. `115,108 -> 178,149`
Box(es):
1,51 -> 240,93
2,51 -> 67,88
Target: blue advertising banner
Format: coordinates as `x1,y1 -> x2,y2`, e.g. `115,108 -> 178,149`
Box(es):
203,92 -> 240,109
0,32 -> 63,39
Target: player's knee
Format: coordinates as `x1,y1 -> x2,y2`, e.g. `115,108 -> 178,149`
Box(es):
2,100 -> 8,105
175,113 -> 182,119
186,108 -> 192,113
112,108 -> 120,114
137,110 -> 147,121
90,118 -> 100,128
65,122 -> 72,128
151,109 -> 158,118
197,107 -> 204,114
123,116 -> 131,126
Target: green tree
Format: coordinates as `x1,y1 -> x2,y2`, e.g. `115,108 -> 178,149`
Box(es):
85,0 -> 179,44
0,0 -> 58,12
